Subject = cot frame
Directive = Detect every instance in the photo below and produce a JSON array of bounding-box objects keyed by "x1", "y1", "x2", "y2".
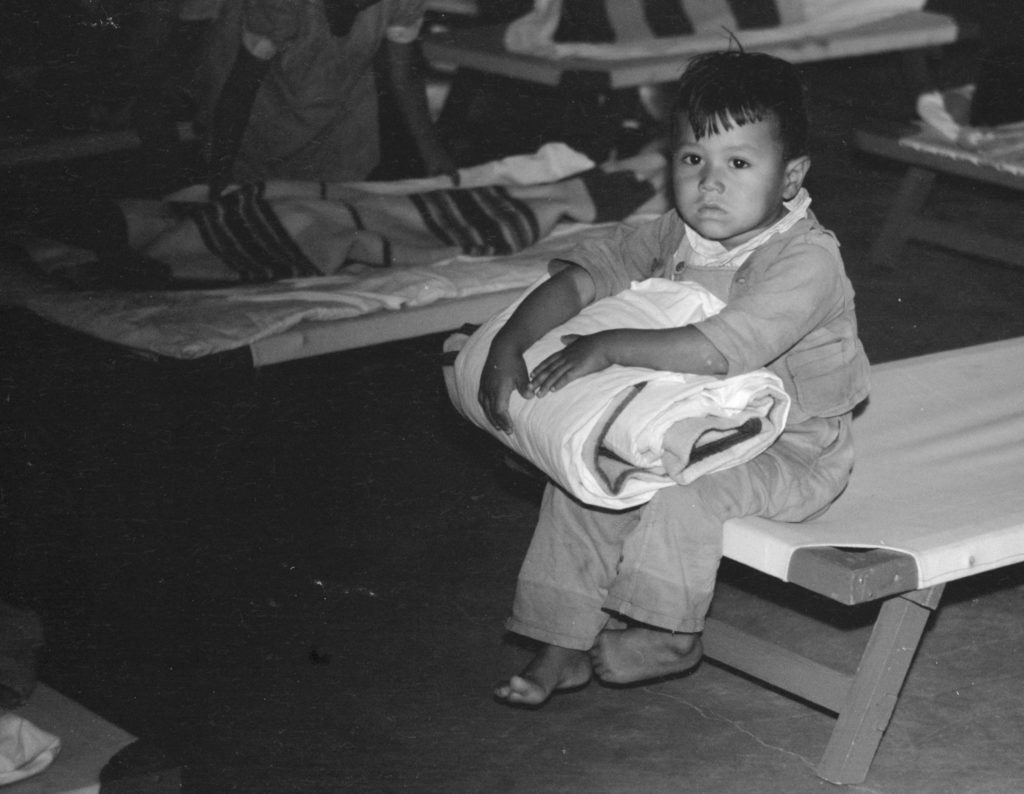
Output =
[
  {"x1": 854, "y1": 124, "x2": 1024, "y2": 270},
  {"x1": 697, "y1": 335, "x2": 1024, "y2": 784},
  {"x1": 247, "y1": 286, "x2": 525, "y2": 366},
  {"x1": 702, "y1": 546, "x2": 932, "y2": 784}
]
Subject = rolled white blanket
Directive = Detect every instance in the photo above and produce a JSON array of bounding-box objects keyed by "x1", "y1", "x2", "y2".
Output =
[{"x1": 445, "y1": 278, "x2": 791, "y2": 509}]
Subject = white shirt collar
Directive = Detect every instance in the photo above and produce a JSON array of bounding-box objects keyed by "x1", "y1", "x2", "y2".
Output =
[{"x1": 679, "y1": 188, "x2": 812, "y2": 270}]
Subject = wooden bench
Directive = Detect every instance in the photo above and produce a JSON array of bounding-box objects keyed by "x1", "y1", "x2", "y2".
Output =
[
  {"x1": 703, "y1": 337, "x2": 1024, "y2": 783},
  {"x1": 854, "y1": 123, "x2": 1024, "y2": 269}
]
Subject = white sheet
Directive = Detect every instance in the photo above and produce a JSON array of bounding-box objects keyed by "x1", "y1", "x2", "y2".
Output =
[
  {"x1": 2, "y1": 220, "x2": 642, "y2": 360},
  {"x1": 447, "y1": 278, "x2": 790, "y2": 509},
  {"x1": 725, "y1": 337, "x2": 1024, "y2": 588}
]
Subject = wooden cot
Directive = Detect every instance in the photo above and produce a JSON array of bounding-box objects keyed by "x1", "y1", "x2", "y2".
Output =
[
  {"x1": 701, "y1": 337, "x2": 1024, "y2": 784},
  {"x1": 854, "y1": 122, "x2": 1024, "y2": 270},
  {"x1": 423, "y1": 8, "x2": 960, "y2": 90},
  {"x1": 422, "y1": 4, "x2": 962, "y2": 160},
  {"x1": 4, "y1": 143, "x2": 648, "y2": 367}
]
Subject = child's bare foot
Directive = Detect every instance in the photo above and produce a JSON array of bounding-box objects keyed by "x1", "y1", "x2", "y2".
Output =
[
  {"x1": 494, "y1": 644, "x2": 592, "y2": 707},
  {"x1": 590, "y1": 627, "x2": 702, "y2": 685}
]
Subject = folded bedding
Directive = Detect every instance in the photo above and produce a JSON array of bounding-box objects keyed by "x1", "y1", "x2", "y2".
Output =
[
  {"x1": 907, "y1": 85, "x2": 1024, "y2": 174},
  {"x1": 445, "y1": 278, "x2": 790, "y2": 509}
]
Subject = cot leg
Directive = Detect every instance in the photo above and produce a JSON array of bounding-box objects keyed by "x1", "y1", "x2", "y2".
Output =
[
  {"x1": 816, "y1": 584, "x2": 944, "y2": 785},
  {"x1": 867, "y1": 166, "x2": 935, "y2": 268}
]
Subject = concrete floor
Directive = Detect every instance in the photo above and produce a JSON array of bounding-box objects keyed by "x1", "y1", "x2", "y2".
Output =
[{"x1": 3, "y1": 45, "x2": 1024, "y2": 793}]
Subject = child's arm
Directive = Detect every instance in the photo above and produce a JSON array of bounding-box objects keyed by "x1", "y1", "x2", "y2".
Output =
[
  {"x1": 478, "y1": 263, "x2": 597, "y2": 433},
  {"x1": 529, "y1": 326, "x2": 728, "y2": 397}
]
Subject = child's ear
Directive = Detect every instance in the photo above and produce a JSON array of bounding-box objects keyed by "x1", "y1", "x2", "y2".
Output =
[{"x1": 782, "y1": 155, "x2": 810, "y2": 200}]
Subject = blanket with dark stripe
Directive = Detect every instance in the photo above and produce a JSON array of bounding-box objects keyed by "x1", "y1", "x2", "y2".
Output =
[
  {"x1": 549, "y1": 0, "x2": 785, "y2": 43},
  {"x1": 28, "y1": 161, "x2": 659, "y2": 289},
  {"x1": 154, "y1": 181, "x2": 548, "y2": 286},
  {"x1": 504, "y1": 0, "x2": 928, "y2": 59}
]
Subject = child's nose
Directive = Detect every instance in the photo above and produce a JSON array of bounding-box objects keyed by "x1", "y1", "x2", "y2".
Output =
[
  {"x1": 699, "y1": 164, "x2": 723, "y2": 191},
  {"x1": 696, "y1": 169, "x2": 720, "y2": 190}
]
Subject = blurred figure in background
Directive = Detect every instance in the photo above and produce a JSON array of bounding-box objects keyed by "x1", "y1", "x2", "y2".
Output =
[{"x1": 199, "y1": 0, "x2": 453, "y2": 193}]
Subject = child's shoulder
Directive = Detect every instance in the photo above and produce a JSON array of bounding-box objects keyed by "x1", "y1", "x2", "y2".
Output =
[{"x1": 759, "y1": 213, "x2": 841, "y2": 262}]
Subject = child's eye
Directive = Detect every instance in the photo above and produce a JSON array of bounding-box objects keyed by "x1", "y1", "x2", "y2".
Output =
[
  {"x1": 679, "y1": 153, "x2": 701, "y2": 166},
  {"x1": 730, "y1": 158, "x2": 750, "y2": 169}
]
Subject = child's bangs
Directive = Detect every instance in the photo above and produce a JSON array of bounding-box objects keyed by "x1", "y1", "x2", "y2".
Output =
[{"x1": 677, "y1": 78, "x2": 768, "y2": 141}]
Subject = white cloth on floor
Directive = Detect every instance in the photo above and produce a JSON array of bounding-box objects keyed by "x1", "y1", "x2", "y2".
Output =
[
  {"x1": 446, "y1": 278, "x2": 790, "y2": 509},
  {"x1": 0, "y1": 712, "x2": 61, "y2": 785}
]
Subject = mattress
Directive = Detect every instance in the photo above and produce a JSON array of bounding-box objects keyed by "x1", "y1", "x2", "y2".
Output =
[{"x1": 724, "y1": 337, "x2": 1024, "y2": 589}]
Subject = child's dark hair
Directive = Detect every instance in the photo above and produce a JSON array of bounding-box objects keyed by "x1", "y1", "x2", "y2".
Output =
[{"x1": 672, "y1": 50, "x2": 809, "y2": 161}]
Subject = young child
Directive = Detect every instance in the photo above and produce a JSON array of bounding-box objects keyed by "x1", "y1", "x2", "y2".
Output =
[{"x1": 477, "y1": 50, "x2": 870, "y2": 706}]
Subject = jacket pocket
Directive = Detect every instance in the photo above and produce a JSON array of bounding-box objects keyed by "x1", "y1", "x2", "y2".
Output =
[{"x1": 785, "y1": 336, "x2": 869, "y2": 417}]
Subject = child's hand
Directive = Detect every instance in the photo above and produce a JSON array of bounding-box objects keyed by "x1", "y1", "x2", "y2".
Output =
[
  {"x1": 530, "y1": 333, "x2": 613, "y2": 396},
  {"x1": 478, "y1": 344, "x2": 533, "y2": 434}
]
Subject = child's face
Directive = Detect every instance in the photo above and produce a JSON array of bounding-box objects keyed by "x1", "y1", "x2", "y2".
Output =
[{"x1": 672, "y1": 114, "x2": 809, "y2": 249}]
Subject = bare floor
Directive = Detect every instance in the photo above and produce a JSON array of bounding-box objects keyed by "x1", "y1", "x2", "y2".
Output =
[{"x1": 3, "y1": 48, "x2": 1024, "y2": 793}]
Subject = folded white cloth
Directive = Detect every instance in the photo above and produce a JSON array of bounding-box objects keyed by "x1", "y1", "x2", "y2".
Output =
[
  {"x1": 0, "y1": 712, "x2": 61, "y2": 785},
  {"x1": 917, "y1": 85, "x2": 1024, "y2": 160},
  {"x1": 446, "y1": 278, "x2": 790, "y2": 509}
]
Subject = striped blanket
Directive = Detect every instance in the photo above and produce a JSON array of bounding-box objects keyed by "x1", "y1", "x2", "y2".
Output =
[
  {"x1": 160, "y1": 180, "x2": 545, "y2": 284},
  {"x1": 27, "y1": 146, "x2": 665, "y2": 289},
  {"x1": 505, "y1": 0, "x2": 929, "y2": 60}
]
